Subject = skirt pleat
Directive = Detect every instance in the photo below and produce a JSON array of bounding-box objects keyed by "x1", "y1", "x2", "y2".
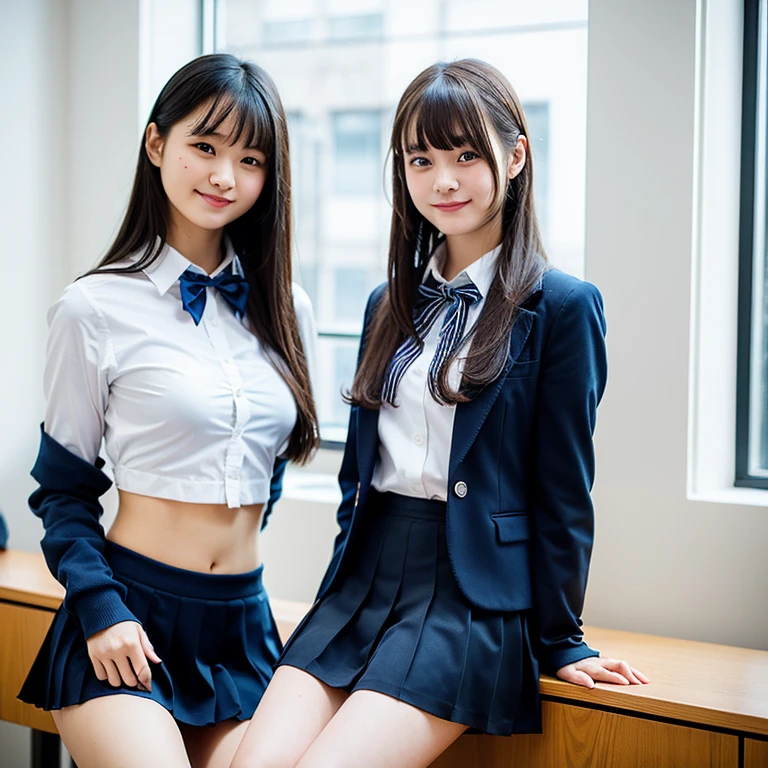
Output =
[
  {"x1": 18, "y1": 542, "x2": 281, "y2": 726},
  {"x1": 279, "y1": 491, "x2": 541, "y2": 736}
]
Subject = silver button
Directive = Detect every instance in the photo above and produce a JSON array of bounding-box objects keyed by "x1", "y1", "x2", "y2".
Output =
[
  {"x1": 453, "y1": 481, "x2": 468, "y2": 498},
  {"x1": 414, "y1": 433, "x2": 424, "y2": 446}
]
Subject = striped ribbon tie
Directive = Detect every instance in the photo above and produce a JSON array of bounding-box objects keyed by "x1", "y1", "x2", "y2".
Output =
[{"x1": 382, "y1": 274, "x2": 482, "y2": 405}]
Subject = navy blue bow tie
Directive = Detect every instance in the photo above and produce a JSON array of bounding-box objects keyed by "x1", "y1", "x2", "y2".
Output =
[
  {"x1": 382, "y1": 273, "x2": 482, "y2": 404},
  {"x1": 178, "y1": 268, "x2": 250, "y2": 326}
]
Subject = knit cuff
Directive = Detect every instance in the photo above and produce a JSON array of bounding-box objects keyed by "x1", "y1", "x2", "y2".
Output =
[{"x1": 72, "y1": 587, "x2": 141, "y2": 640}]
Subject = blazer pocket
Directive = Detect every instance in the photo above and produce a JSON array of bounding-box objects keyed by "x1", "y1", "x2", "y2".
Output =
[
  {"x1": 505, "y1": 359, "x2": 539, "y2": 380},
  {"x1": 491, "y1": 511, "x2": 531, "y2": 543}
]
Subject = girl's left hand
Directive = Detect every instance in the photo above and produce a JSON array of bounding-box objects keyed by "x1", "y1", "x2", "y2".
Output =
[{"x1": 556, "y1": 657, "x2": 651, "y2": 689}]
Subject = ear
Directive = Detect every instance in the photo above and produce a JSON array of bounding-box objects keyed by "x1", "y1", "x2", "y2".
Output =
[
  {"x1": 145, "y1": 123, "x2": 165, "y2": 168},
  {"x1": 507, "y1": 135, "x2": 528, "y2": 180}
]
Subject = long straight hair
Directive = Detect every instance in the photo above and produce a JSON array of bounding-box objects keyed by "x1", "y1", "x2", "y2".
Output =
[
  {"x1": 349, "y1": 59, "x2": 548, "y2": 408},
  {"x1": 90, "y1": 53, "x2": 318, "y2": 462}
]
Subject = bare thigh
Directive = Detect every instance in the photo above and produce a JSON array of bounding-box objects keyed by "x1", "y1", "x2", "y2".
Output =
[
  {"x1": 52, "y1": 695, "x2": 190, "y2": 768},
  {"x1": 180, "y1": 719, "x2": 250, "y2": 768},
  {"x1": 296, "y1": 690, "x2": 468, "y2": 768},
  {"x1": 230, "y1": 666, "x2": 348, "y2": 768}
]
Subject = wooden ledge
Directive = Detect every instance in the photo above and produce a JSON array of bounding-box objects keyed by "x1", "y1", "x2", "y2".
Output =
[
  {"x1": 270, "y1": 603, "x2": 768, "y2": 738},
  {"x1": 0, "y1": 549, "x2": 64, "y2": 610},
  {"x1": 2, "y1": 552, "x2": 767, "y2": 738}
]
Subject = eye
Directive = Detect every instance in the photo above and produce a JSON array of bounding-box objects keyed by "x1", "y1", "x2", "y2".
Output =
[
  {"x1": 409, "y1": 157, "x2": 431, "y2": 168},
  {"x1": 458, "y1": 150, "x2": 480, "y2": 162},
  {"x1": 194, "y1": 142, "x2": 215, "y2": 155},
  {"x1": 241, "y1": 156, "x2": 264, "y2": 167}
]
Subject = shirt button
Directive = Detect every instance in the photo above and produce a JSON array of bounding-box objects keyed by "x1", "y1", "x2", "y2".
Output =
[
  {"x1": 233, "y1": 428, "x2": 242, "y2": 438},
  {"x1": 414, "y1": 433, "x2": 425, "y2": 446},
  {"x1": 235, "y1": 387, "x2": 243, "y2": 397},
  {"x1": 453, "y1": 481, "x2": 468, "y2": 498},
  {"x1": 227, "y1": 470, "x2": 238, "y2": 479},
  {"x1": 210, "y1": 316, "x2": 218, "y2": 327}
]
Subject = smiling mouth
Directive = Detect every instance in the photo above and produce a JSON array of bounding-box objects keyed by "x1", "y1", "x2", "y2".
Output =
[
  {"x1": 432, "y1": 201, "x2": 470, "y2": 212},
  {"x1": 197, "y1": 191, "x2": 234, "y2": 208}
]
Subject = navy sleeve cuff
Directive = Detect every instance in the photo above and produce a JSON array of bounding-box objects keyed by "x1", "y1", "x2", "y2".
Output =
[
  {"x1": 539, "y1": 643, "x2": 600, "y2": 676},
  {"x1": 71, "y1": 587, "x2": 141, "y2": 639}
]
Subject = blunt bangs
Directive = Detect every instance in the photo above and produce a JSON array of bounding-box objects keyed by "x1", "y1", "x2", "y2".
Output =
[
  {"x1": 398, "y1": 73, "x2": 494, "y2": 163},
  {"x1": 189, "y1": 87, "x2": 274, "y2": 157}
]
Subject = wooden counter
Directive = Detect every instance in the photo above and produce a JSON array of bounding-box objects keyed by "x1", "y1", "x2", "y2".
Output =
[{"x1": 2, "y1": 550, "x2": 768, "y2": 768}]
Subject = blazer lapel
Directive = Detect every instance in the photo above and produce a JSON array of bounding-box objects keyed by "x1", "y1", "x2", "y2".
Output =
[{"x1": 449, "y1": 307, "x2": 535, "y2": 476}]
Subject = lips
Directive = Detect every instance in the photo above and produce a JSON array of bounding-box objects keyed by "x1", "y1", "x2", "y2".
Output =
[
  {"x1": 432, "y1": 201, "x2": 469, "y2": 212},
  {"x1": 197, "y1": 191, "x2": 234, "y2": 208}
]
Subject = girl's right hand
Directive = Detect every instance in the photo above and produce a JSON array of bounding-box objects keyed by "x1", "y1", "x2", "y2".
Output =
[{"x1": 85, "y1": 621, "x2": 162, "y2": 692}]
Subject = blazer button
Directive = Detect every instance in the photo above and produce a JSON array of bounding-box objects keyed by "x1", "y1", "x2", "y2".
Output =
[{"x1": 453, "y1": 481, "x2": 468, "y2": 498}]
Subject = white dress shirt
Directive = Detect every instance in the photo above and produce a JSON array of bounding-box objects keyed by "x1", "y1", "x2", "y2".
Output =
[
  {"x1": 44, "y1": 239, "x2": 317, "y2": 509},
  {"x1": 372, "y1": 242, "x2": 501, "y2": 501}
]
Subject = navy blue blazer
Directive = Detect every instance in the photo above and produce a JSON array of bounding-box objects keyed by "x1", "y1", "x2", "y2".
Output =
[{"x1": 316, "y1": 269, "x2": 607, "y2": 674}]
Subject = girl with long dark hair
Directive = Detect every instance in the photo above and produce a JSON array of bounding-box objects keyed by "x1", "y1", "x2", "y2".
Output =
[
  {"x1": 18, "y1": 53, "x2": 318, "y2": 768},
  {"x1": 232, "y1": 58, "x2": 647, "y2": 768}
]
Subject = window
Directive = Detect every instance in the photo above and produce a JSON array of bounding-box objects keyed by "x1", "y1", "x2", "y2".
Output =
[
  {"x1": 332, "y1": 111, "x2": 383, "y2": 195},
  {"x1": 329, "y1": 14, "x2": 384, "y2": 42},
  {"x1": 737, "y1": 0, "x2": 768, "y2": 487},
  {"x1": 213, "y1": 0, "x2": 589, "y2": 443},
  {"x1": 262, "y1": 19, "x2": 313, "y2": 47}
]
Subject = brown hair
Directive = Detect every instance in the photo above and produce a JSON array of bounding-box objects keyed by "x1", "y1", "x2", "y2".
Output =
[
  {"x1": 88, "y1": 54, "x2": 318, "y2": 462},
  {"x1": 349, "y1": 58, "x2": 548, "y2": 408}
]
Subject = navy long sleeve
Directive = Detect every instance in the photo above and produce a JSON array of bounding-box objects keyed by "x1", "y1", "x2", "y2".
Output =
[
  {"x1": 29, "y1": 425, "x2": 140, "y2": 639},
  {"x1": 530, "y1": 282, "x2": 607, "y2": 674}
]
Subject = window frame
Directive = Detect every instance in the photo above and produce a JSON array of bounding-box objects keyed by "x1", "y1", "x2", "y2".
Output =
[{"x1": 736, "y1": 0, "x2": 768, "y2": 487}]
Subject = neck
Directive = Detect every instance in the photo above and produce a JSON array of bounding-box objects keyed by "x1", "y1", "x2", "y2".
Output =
[
  {"x1": 166, "y1": 207, "x2": 224, "y2": 275},
  {"x1": 442, "y1": 219, "x2": 502, "y2": 282}
]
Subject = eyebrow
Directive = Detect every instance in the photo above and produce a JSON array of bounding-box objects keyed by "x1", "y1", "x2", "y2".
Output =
[
  {"x1": 404, "y1": 135, "x2": 472, "y2": 154},
  {"x1": 404, "y1": 141, "x2": 427, "y2": 154},
  {"x1": 188, "y1": 129, "x2": 265, "y2": 152}
]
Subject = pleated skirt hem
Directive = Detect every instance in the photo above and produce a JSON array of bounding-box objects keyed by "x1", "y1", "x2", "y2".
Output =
[
  {"x1": 278, "y1": 491, "x2": 542, "y2": 737},
  {"x1": 19, "y1": 542, "x2": 282, "y2": 726}
]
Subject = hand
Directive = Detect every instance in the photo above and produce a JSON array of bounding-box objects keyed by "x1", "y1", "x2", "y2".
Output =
[
  {"x1": 556, "y1": 657, "x2": 650, "y2": 689},
  {"x1": 86, "y1": 621, "x2": 162, "y2": 692}
]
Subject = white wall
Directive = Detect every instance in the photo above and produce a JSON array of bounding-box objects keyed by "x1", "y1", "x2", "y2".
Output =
[
  {"x1": 1, "y1": 0, "x2": 69, "y2": 762},
  {"x1": 584, "y1": 0, "x2": 768, "y2": 651},
  {"x1": 0, "y1": 0, "x2": 68, "y2": 556}
]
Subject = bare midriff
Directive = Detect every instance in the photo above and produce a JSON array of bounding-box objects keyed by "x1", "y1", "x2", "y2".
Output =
[{"x1": 107, "y1": 490, "x2": 265, "y2": 574}]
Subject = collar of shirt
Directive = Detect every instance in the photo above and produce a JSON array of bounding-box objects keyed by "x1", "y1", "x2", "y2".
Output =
[
  {"x1": 141, "y1": 237, "x2": 240, "y2": 296},
  {"x1": 422, "y1": 241, "x2": 501, "y2": 298}
]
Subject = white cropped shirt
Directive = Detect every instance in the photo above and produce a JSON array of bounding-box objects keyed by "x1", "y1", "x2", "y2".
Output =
[
  {"x1": 372, "y1": 242, "x2": 500, "y2": 501},
  {"x1": 44, "y1": 240, "x2": 317, "y2": 509}
]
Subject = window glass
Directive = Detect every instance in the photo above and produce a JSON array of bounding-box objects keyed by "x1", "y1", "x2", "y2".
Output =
[
  {"x1": 216, "y1": 0, "x2": 588, "y2": 442},
  {"x1": 737, "y1": 0, "x2": 768, "y2": 486}
]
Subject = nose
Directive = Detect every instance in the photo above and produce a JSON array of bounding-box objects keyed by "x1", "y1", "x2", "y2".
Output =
[
  {"x1": 209, "y1": 159, "x2": 235, "y2": 191},
  {"x1": 433, "y1": 164, "x2": 459, "y2": 194}
]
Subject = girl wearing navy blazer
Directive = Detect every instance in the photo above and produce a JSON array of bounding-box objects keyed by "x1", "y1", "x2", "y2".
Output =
[
  {"x1": 18, "y1": 55, "x2": 319, "y2": 768},
  {"x1": 233, "y1": 58, "x2": 648, "y2": 768}
]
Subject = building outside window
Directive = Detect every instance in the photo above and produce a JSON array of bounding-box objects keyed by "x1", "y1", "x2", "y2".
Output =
[{"x1": 216, "y1": 0, "x2": 588, "y2": 442}]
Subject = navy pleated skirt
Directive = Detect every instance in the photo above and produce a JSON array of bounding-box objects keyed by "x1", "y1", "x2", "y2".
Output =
[
  {"x1": 278, "y1": 491, "x2": 541, "y2": 736},
  {"x1": 19, "y1": 542, "x2": 281, "y2": 726}
]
